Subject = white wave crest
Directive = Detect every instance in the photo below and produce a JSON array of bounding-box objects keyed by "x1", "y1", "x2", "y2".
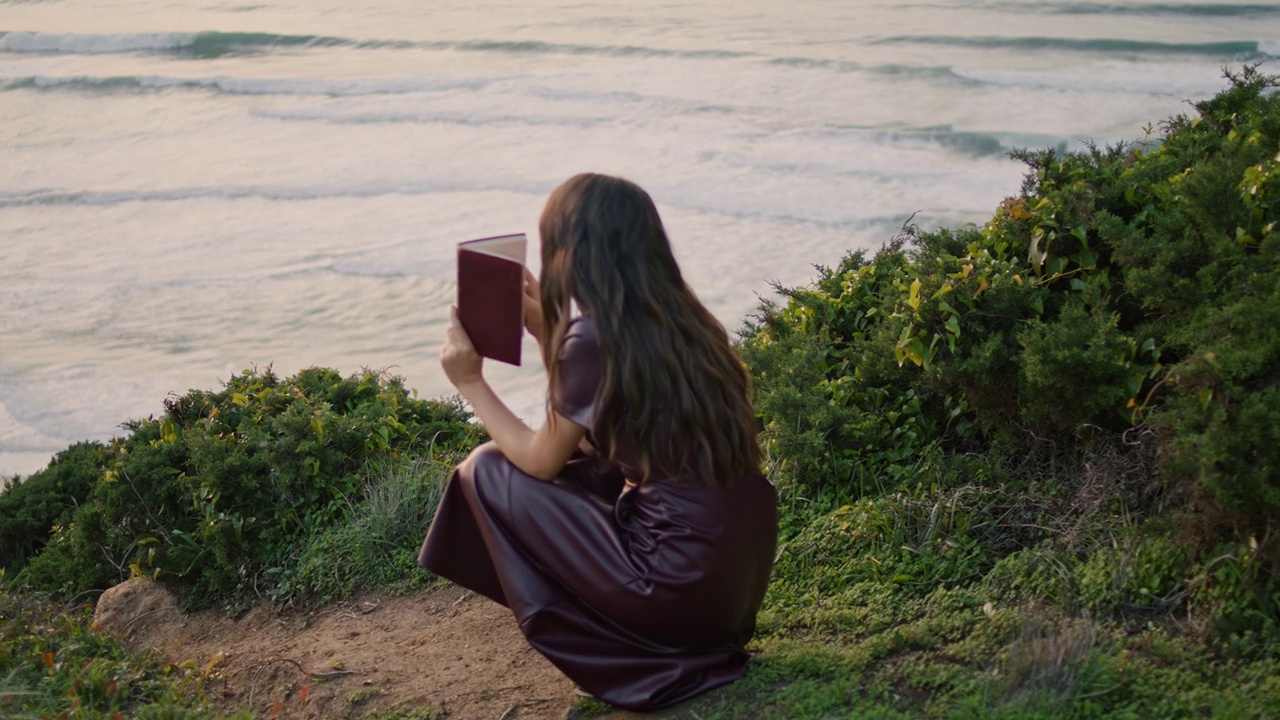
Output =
[
  {"x1": 950, "y1": 63, "x2": 1227, "y2": 96},
  {"x1": 0, "y1": 31, "x2": 198, "y2": 54},
  {"x1": 4, "y1": 73, "x2": 496, "y2": 97}
]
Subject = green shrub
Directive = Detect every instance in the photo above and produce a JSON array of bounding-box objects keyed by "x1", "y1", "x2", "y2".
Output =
[
  {"x1": 1103, "y1": 67, "x2": 1280, "y2": 531},
  {"x1": 14, "y1": 367, "x2": 483, "y2": 612},
  {"x1": 1016, "y1": 303, "x2": 1136, "y2": 431},
  {"x1": 741, "y1": 244, "x2": 965, "y2": 499},
  {"x1": 0, "y1": 441, "x2": 106, "y2": 570},
  {"x1": 742, "y1": 67, "x2": 1280, "y2": 652}
]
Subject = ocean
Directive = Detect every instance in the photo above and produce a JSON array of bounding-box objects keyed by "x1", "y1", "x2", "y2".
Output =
[{"x1": 1, "y1": 0, "x2": 1275, "y2": 479}]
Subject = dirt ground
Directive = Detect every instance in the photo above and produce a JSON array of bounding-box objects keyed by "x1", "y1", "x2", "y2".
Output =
[{"x1": 99, "y1": 579, "x2": 687, "y2": 720}]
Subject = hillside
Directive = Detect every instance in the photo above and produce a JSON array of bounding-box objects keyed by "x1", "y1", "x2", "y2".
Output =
[{"x1": 3, "y1": 69, "x2": 1280, "y2": 719}]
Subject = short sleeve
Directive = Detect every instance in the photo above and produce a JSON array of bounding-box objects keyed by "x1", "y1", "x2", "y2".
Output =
[{"x1": 549, "y1": 317, "x2": 601, "y2": 430}]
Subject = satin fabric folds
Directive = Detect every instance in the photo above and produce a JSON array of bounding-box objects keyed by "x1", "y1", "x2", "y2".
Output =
[{"x1": 417, "y1": 317, "x2": 777, "y2": 710}]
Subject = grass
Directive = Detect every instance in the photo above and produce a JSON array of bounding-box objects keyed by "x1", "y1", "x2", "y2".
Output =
[
  {"x1": 0, "y1": 451, "x2": 460, "y2": 720},
  {"x1": 655, "y1": 440, "x2": 1280, "y2": 719},
  {"x1": 581, "y1": 427, "x2": 1276, "y2": 718},
  {"x1": 670, "y1": 593, "x2": 1280, "y2": 719},
  {"x1": 273, "y1": 451, "x2": 459, "y2": 608},
  {"x1": 7, "y1": 437, "x2": 1280, "y2": 719},
  {"x1": 6, "y1": 435, "x2": 1280, "y2": 719},
  {"x1": 0, "y1": 585, "x2": 251, "y2": 720}
]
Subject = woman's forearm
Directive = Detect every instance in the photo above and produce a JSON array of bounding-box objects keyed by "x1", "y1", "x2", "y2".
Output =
[
  {"x1": 440, "y1": 305, "x2": 581, "y2": 479},
  {"x1": 455, "y1": 377, "x2": 582, "y2": 480},
  {"x1": 456, "y1": 376, "x2": 535, "y2": 455}
]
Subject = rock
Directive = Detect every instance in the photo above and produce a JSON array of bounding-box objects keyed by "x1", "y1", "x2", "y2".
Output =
[{"x1": 93, "y1": 577, "x2": 177, "y2": 634}]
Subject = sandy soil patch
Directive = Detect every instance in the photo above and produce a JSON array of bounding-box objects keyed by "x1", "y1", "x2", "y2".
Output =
[{"x1": 108, "y1": 580, "x2": 675, "y2": 720}]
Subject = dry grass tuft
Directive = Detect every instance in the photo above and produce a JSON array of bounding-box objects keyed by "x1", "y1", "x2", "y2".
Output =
[{"x1": 1000, "y1": 610, "x2": 1097, "y2": 703}]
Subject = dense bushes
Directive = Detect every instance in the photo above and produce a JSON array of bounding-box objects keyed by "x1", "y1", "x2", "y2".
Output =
[
  {"x1": 0, "y1": 441, "x2": 106, "y2": 570},
  {"x1": 742, "y1": 67, "x2": 1280, "y2": 652},
  {"x1": 4, "y1": 366, "x2": 482, "y2": 611}
]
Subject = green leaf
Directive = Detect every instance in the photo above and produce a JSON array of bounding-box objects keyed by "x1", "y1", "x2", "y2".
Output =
[
  {"x1": 1199, "y1": 388, "x2": 1214, "y2": 409},
  {"x1": 1073, "y1": 248, "x2": 1099, "y2": 268},
  {"x1": 906, "y1": 278, "x2": 923, "y2": 311}
]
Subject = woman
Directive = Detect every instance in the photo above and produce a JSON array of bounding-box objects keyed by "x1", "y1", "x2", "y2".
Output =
[{"x1": 418, "y1": 173, "x2": 777, "y2": 711}]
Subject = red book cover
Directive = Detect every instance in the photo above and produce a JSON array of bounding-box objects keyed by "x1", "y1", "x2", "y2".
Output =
[{"x1": 457, "y1": 233, "x2": 526, "y2": 365}]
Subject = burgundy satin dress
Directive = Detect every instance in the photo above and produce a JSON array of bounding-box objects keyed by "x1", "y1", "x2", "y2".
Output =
[{"x1": 418, "y1": 317, "x2": 777, "y2": 711}]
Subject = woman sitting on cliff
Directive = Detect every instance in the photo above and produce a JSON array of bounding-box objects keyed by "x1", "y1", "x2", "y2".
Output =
[{"x1": 418, "y1": 172, "x2": 777, "y2": 711}]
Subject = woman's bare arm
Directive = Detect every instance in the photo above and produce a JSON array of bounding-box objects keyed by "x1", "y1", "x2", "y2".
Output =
[{"x1": 441, "y1": 306, "x2": 586, "y2": 479}]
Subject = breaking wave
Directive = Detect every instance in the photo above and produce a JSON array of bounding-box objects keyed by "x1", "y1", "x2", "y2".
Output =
[
  {"x1": 0, "y1": 30, "x2": 753, "y2": 59},
  {"x1": 871, "y1": 35, "x2": 1276, "y2": 59},
  {"x1": 0, "y1": 73, "x2": 493, "y2": 96}
]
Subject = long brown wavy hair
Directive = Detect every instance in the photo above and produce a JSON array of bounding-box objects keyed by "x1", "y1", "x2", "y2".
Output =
[{"x1": 539, "y1": 173, "x2": 760, "y2": 485}]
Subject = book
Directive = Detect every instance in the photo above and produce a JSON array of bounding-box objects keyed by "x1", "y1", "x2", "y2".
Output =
[{"x1": 456, "y1": 233, "x2": 527, "y2": 365}]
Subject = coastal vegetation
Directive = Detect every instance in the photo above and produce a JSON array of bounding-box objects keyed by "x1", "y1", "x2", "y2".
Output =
[
  {"x1": 0, "y1": 367, "x2": 480, "y2": 612},
  {"x1": 3, "y1": 69, "x2": 1279, "y2": 718}
]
